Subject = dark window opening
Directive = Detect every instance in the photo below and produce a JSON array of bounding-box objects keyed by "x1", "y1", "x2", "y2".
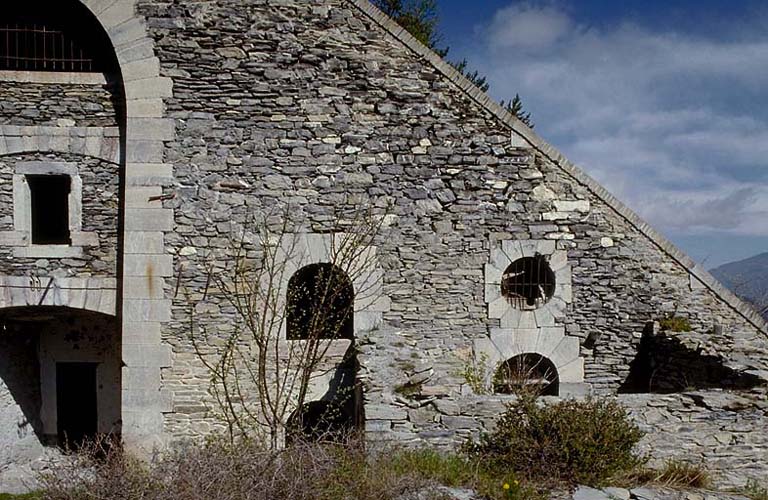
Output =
[
  {"x1": 286, "y1": 398, "x2": 358, "y2": 444},
  {"x1": 28, "y1": 174, "x2": 71, "y2": 245},
  {"x1": 1, "y1": 3, "x2": 118, "y2": 72},
  {"x1": 56, "y1": 362, "x2": 98, "y2": 449},
  {"x1": 494, "y1": 353, "x2": 559, "y2": 396},
  {"x1": 286, "y1": 263, "x2": 354, "y2": 340},
  {"x1": 501, "y1": 255, "x2": 556, "y2": 309}
]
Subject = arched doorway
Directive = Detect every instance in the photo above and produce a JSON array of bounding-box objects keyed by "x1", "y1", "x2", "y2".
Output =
[{"x1": 285, "y1": 263, "x2": 362, "y2": 442}]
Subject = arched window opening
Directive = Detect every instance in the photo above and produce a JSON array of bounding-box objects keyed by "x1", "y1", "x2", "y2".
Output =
[
  {"x1": 493, "y1": 354, "x2": 559, "y2": 396},
  {"x1": 1, "y1": 3, "x2": 118, "y2": 73},
  {"x1": 501, "y1": 255, "x2": 555, "y2": 309},
  {"x1": 286, "y1": 400, "x2": 355, "y2": 444},
  {"x1": 286, "y1": 263, "x2": 354, "y2": 340}
]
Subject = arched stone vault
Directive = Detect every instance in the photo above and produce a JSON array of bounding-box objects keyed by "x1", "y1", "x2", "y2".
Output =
[
  {"x1": 78, "y1": 0, "x2": 177, "y2": 454},
  {"x1": 473, "y1": 328, "x2": 584, "y2": 389}
]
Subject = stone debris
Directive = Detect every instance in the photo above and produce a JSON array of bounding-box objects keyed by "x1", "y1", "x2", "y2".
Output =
[{"x1": 570, "y1": 486, "x2": 751, "y2": 500}]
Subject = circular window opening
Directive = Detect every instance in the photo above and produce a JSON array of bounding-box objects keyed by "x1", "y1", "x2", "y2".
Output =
[
  {"x1": 501, "y1": 255, "x2": 555, "y2": 309},
  {"x1": 493, "y1": 353, "x2": 559, "y2": 396}
]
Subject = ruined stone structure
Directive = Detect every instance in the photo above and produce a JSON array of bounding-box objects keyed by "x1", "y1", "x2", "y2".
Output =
[{"x1": 0, "y1": 0, "x2": 766, "y2": 491}]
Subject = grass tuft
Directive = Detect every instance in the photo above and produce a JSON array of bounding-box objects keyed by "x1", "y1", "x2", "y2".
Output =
[
  {"x1": 653, "y1": 460, "x2": 710, "y2": 489},
  {"x1": 741, "y1": 480, "x2": 768, "y2": 500},
  {"x1": 658, "y1": 316, "x2": 692, "y2": 332}
]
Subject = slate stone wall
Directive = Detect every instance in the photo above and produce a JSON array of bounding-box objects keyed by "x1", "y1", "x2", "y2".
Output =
[
  {"x1": 621, "y1": 390, "x2": 768, "y2": 489},
  {"x1": 0, "y1": 81, "x2": 119, "y2": 128},
  {"x1": 0, "y1": 0, "x2": 762, "y2": 489},
  {"x1": 0, "y1": 152, "x2": 119, "y2": 278},
  {"x1": 127, "y1": 0, "x2": 768, "y2": 483}
]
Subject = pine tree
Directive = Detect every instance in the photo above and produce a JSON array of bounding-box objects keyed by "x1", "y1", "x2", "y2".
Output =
[
  {"x1": 451, "y1": 59, "x2": 489, "y2": 93},
  {"x1": 501, "y1": 94, "x2": 535, "y2": 129},
  {"x1": 372, "y1": 0, "x2": 447, "y2": 56}
]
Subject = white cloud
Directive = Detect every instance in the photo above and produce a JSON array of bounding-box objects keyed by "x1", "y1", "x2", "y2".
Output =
[
  {"x1": 466, "y1": 3, "x2": 768, "y2": 239},
  {"x1": 486, "y1": 4, "x2": 573, "y2": 50}
]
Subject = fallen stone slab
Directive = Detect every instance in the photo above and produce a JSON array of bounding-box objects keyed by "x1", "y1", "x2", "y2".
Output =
[{"x1": 572, "y1": 486, "x2": 615, "y2": 500}]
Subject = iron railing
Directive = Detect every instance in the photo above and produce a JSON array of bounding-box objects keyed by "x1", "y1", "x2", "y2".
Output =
[{"x1": 501, "y1": 255, "x2": 556, "y2": 309}]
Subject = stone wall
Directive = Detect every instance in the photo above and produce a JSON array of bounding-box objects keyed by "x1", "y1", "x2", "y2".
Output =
[
  {"x1": 0, "y1": 152, "x2": 119, "y2": 278},
  {"x1": 621, "y1": 390, "x2": 768, "y2": 489},
  {"x1": 0, "y1": 71, "x2": 121, "y2": 294},
  {"x1": 134, "y1": 0, "x2": 768, "y2": 442},
  {"x1": 0, "y1": 78, "x2": 119, "y2": 128}
]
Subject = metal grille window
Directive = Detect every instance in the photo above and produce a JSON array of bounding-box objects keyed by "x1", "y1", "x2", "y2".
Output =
[
  {"x1": 1, "y1": 5, "x2": 116, "y2": 73},
  {"x1": 501, "y1": 255, "x2": 556, "y2": 309},
  {"x1": 1, "y1": 23, "x2": 95, "y2": 72}
]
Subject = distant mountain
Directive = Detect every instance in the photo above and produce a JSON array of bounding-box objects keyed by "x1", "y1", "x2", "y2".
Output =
[{"x1": 710, "y1": 252, "x2": 768, "y2": 320}]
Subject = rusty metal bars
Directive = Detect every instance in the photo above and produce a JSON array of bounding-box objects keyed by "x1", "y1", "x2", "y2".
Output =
[
  {"x1": 501, "y1": 256, "x2": 556, "y2": 309},
  {"x1": 0, "y1": 23, "x2": 94, "y2": 72}
]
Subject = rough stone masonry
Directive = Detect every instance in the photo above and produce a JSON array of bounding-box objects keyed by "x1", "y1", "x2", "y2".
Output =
[{"x1": 0, "y1": 0, "x2": 765, "y2": 491}]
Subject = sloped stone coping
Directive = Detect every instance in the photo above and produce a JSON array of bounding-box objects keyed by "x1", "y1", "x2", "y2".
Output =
[{"x1": 347, "y1": 0, "x2": 768, "y2": 337}]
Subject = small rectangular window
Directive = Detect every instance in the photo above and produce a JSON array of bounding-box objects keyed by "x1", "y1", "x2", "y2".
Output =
[{"x1": 27, "y1": 175, "x2": 71, "y2": 245}]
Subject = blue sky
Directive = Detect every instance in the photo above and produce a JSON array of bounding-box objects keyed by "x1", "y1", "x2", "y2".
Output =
[{"x1": 432, "y1": 0, "x2": 768, "y2": 268}]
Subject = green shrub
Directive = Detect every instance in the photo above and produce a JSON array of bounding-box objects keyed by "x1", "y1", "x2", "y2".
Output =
[
  {"x1": 455, "y1": 352, "x2": 491, "y2": 395},
  {"x1": 658, "y1": 316, "x2": 692, "y2": 332},
  {"x1": 464, "y1": 395, "x2": 646, "y2": 487}
]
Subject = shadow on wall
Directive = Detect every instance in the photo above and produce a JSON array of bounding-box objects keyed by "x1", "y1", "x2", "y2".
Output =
[
  {"x1": 286, "y1": 344, "x2": 363, "y2": 444},
  {"x1": 0, "y1": 322, "x2": 44, "y2": 442},
  {"x1": 619, "y1": 323, "x2": 765, "y2": 394}
]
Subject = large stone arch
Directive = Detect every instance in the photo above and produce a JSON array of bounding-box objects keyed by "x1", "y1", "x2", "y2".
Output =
[
  {"x1": 0, "y1": 305, "x2": 121, "y2": 478},
  {"x1": 77, "y1": 0, "x2": 176, "y2": 454}
]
